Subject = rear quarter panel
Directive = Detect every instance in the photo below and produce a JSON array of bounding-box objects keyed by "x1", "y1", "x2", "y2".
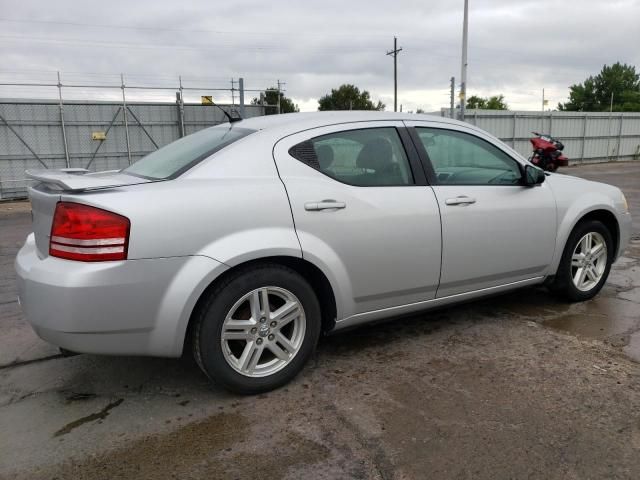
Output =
[{"x1": 60, "y1": 136, "x2": 302, "y2": 264}]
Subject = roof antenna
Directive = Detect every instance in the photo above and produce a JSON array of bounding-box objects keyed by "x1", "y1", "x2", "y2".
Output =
[{"x1": 210, "y1": 100, "x2": 242, "y2": 123}]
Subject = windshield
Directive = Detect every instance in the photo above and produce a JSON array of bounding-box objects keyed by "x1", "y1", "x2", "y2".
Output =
[{"x1": 124, "y1": 125, "x2": 255, "y2": 180}]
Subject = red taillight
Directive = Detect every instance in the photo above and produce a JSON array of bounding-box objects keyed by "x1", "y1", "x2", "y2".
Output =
[{"x1": 49, "y1": 202, "x2": 130, "y2": 262}]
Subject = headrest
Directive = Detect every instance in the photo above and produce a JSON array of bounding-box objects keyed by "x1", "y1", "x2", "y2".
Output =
[
  {"x1": 356, "y1": 138, "x2": 392, "y2": 171},
  {"x1": 316, "y1": 145, "x2": 334, "y2": 170}
]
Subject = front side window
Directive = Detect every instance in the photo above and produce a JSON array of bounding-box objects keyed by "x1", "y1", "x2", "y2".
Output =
[
  {"x1": 415, "y1": 128, "x2": 522, "y2": 185},
  {"x1": 125, "y1": 125, "x2": 255, "y2": 180},
  {"x1": 289, "y1": 127, "x2": 414, "y2": 186}
]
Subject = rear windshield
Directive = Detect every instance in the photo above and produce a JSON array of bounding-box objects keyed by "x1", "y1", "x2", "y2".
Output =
[{"x1": 124, "y1": 124, "x2": 255, "y2": 179}]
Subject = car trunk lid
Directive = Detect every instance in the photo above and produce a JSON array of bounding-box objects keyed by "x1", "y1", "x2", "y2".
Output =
[{"x1": 26, "y1": 169, "x2": 155, "y2": 258}]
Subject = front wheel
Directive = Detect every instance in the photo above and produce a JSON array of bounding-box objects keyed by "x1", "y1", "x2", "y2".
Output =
[
  {"x1": 192, "y1": 264, "x2": 321, "y2": 394},
  {"x1": 549, "y1": 220, "x2": 613, "y2": 301}
]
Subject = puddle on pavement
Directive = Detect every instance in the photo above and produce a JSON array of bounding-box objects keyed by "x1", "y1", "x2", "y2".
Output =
[
  {"x1": 544, "y1": 295, "x2": 640, "y2": 360},
  {"x1": 541, "y1": 237, "x2": 640, "y2": 363}
]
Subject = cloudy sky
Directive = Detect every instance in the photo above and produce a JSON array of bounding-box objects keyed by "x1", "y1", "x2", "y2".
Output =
[{"x1": 0, "y1": 0, "x2": 639, "y2": 111}]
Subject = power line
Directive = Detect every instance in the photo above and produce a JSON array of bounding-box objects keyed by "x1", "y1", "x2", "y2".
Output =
[
  {"x1": 0, "y1": 17, "x2": 400, "y2": 39},
  {"x1": 0, "y1": 33, "x2": 393, "y2": 53}
]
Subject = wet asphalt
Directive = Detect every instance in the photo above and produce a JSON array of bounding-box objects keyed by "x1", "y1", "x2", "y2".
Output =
[{"x1": 1, "y1": 162, "x2": 639, "y2": 480}]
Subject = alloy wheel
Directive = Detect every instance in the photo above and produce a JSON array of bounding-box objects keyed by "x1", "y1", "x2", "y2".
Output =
[
  {"x1": 571, "y1": 231, "x2": 608, "y2": 292},
  {"x1": 220, "y1": 286, "x2": 306, "y2": 377}
]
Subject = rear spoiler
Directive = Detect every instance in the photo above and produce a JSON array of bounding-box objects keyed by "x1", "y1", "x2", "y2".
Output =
[{"x1": 25, "y1": 169, "x2": 155, "y2": 192}]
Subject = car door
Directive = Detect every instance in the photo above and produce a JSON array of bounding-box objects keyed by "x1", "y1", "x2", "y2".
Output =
[
  {"x1": 273, "y1": 122, "x2": 442, "y2": 321},
  {"x1": 405, "y1": 120, "x2": 557, "y2": 298}
]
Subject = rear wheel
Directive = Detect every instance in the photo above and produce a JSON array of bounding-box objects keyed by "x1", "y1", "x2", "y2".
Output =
[
  {"x1": 549, "y1": 220, "x2": 613, "y2": 301},
  {"x1": 192, "y1": 264, "x2": 321, "y2": 394}
]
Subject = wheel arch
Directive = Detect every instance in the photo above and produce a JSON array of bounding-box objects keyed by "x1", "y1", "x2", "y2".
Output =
[
  {"x1": 550, "y1": 207, "x2": 621, "y2": 277},
  {"x1": 181, "y1": 256, "x2": 338, "y2": 356},
  {"x1": 574, "y1": 209, "x2": 620, "y2": 259}
]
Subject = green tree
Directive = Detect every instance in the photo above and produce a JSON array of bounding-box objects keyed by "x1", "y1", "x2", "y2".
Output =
[
  {"x1": 558, "y1": 63, "x2": 640, "y2": 111},
  {"x1": 251, "y1": 87, "x2": 299, "y2": 115},
  {"x1": 466, "y1": 95, "x2": 487, "y2": 109},
  {"x1": 466, "y1": 94, "x2": 508, "y2": 110},
  {"x1": 318, "y1": 84, "x2": 385, "y2": 111}
]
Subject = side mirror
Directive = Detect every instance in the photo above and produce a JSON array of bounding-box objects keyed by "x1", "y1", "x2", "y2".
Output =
[{"x1": 524, "y1": 165, "x2": 545, "y2": 186}]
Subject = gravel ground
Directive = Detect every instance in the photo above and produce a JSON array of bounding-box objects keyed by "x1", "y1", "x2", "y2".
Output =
[{"x1": 1, "y1": 162, "x2": 639, "y2": 480}]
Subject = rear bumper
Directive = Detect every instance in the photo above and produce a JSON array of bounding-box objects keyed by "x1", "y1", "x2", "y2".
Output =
[{"x1": 15, "y1": 233, "x2": 228, "y2": 357}]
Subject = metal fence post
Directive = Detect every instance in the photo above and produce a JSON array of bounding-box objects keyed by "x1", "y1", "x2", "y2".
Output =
[
  {"x1": 121, "y1": 73, "x2": 132, "y2": 165},
  {"x1": 238, "y1": 77, "x2": 246, "y2": 118},
  {"x1": 57, "y1": 72, "x2": 70, "y2": 168},
  {"x1": 616, "y1": 113, "x2": 623, "y2": 161},
  {"x1": 512, "y1": 111, "x2": 517, "y2": 148},
  {"x1": 178, "y1": 76, "x2": 186, "y2": 137},
  {"x1": 549, "y1": 110, "x2": 553, "y2": 136},
  {"x1": 606, "y1": 108, "x2": 613, "y2": 162},
  {"x1": 581, "y1": 115, "x2": 587, "y2": 162}
]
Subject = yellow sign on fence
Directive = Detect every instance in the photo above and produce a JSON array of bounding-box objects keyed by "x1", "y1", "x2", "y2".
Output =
[
  {"x1": 201, "y1": 96, "x2": 213, "y2": 105},
  {"x1": 91, "y1": 131, "x2": 106, "y2": 141}
]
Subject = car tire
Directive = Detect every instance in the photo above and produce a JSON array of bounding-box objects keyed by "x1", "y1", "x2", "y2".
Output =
[
  {"x1": 549, "y1": 220, "x2": 613, "y2": 302},
  {"x1": 192, "y1": 264, "x2": 321, "y2": 394}
]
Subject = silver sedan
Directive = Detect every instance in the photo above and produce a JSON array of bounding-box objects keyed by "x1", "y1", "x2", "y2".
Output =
[{"x1": 15, "y1": 112, "x2": 632, "y2": 393}]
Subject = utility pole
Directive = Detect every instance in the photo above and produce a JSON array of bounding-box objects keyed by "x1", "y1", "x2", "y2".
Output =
[
  {"x1": 459, "y1": 0, "x2": 469, "y2": 121},
  {"x1": 238, "y1": 77, "x2": 245, "y2": 118},
  {"x1": 450, "y1": 76, "x2": 455, "y2": 118},
  {"x1": 386, "y1": 36, "x2": 402, "y2": 112}
]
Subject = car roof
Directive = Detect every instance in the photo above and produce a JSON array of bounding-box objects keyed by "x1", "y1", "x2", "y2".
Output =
[
  {"x1": 233, "y1": 111, "x2": 468, "y2": 133},
  {"x1": 223, "y1": 110, "x2": 529, "y2": 166}
]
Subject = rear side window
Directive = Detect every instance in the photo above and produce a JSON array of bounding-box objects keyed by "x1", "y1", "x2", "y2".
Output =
[
  {"x1": 289, "y1": 127, "x2": 414, "y2": 186},
  {"x1": 124, "y1": 125, "x2": 255, "y2": 180}
]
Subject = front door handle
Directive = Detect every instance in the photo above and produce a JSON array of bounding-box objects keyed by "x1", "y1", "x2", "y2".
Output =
[
  {"x1": 445, "y1": 196, "x2": 476, "y2": 206},
  {"x1": 304, "y1": 200, "x2": 347, "y2": 211}
]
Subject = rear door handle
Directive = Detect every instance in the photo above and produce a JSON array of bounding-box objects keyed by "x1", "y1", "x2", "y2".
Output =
[
  {"x1": 304, "y1": 200, "x2": 346, "y2": 211},
  {"x1": 445, "y1": 196, "x2": 476, "y2": 206}
]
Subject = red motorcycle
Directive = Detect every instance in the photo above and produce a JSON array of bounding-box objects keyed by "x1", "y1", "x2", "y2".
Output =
[{"x1": 529, "y1": 132, "x2": 569, "y2": 172}]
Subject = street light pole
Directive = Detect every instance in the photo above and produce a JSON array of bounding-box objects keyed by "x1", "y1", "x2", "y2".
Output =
[
  {"x1": 450, "y1": 76, "x2": 455, "y2": 118},
  {"x1": 459, "y1": 0, "x2": 469, "y2": 121}
]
